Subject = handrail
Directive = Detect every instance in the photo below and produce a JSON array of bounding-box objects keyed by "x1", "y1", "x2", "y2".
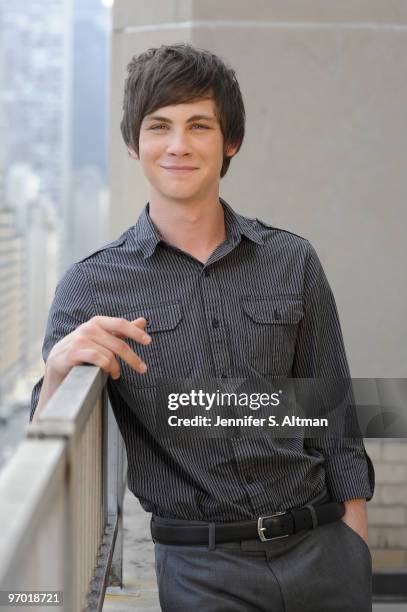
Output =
[{"x1": 0, "y1": 365, "x2": 126, "y2": 612}]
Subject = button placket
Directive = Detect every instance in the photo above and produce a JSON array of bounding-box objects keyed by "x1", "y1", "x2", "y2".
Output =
[{"x1": 201, "y1": 272, "x2": 231, "y2": 378}]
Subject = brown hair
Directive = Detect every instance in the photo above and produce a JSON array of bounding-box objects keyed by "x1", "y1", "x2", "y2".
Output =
[{"x1": 120, "y1": 43, "x2": 245, "y2": 178}]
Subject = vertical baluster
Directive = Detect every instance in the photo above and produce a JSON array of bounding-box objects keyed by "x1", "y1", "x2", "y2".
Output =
[
  {"x1": 81, "y1": 427, "x2": 86, "y2": 605},
  {"x1": 90, "y1": 405, "x2": 95, "y2": 578},
  {"x1": 76, "y1": 439, "x2": 81, "y2": 612},
  {"x1": 85, "y1": 416, "x2": 90, "y2": 596},
  {"x1": 97, "y1": 399, "x2": 102, "y2": 543}
]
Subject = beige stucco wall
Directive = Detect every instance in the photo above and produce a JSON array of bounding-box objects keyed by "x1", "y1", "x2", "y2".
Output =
[{"x1": 109, "y1": 0, "x2": 407, "y2": 378}]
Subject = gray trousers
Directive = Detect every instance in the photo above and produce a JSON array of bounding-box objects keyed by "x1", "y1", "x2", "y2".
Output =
[{"x1": 154, "y1": 488, "x2": 372, "y2": 612}]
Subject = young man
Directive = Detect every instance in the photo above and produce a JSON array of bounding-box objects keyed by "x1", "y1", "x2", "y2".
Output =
[{"x1": 30, "y1": 44, "x2": 375, "y2": 611}]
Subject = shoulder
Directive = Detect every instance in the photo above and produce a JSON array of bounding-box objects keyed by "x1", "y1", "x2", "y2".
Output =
[
  {"x1": 254, "y1": 217, "x2": 329, "y2": 293},
  {"x1": 77, "y1": 228, "x2": 132, "y2": 264},
  {"x1": 254, "y1": 216, "x2": 314, "y2": 256},
  {"x1": 54, "y1": 227, "x2": 134, "y2": 293}
]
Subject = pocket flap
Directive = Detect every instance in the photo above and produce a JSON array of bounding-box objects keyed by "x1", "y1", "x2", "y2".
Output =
[
  {"x1": 242, "y1": 297, "x2": 303, "y2": 324},
  {"x1": 123, "y1": 302, "x2": 182, "y2": 332}
]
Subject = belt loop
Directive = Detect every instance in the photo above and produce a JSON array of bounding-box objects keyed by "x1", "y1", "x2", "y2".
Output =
[
  {"x1": 305, "y1": 504, "x2": 318, "y2": 529},
  {"x1": 208, "y1": 522, "x2": 216, "y2": 551}
]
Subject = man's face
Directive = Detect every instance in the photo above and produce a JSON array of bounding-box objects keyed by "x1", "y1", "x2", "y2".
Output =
[{"x1": 130, "y1": 98, "x2": 237, "y2": 204}]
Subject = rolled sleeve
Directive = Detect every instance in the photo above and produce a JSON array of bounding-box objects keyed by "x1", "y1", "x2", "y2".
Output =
[
  {"x1": 292, "y1": 242, "x2": 375, "y2": 502},
  {"x1": 29, "y1": 264, "x2": 95, "y2": 422}
]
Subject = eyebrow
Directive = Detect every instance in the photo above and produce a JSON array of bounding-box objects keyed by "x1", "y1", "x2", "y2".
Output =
[{"x1": 144, "y1": 114, "x2": 217, "y2": 123}]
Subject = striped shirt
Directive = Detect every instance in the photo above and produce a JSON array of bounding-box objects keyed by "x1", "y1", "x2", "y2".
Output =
[{"x1": 30, "y1": 199, "x2": 374, "y2": 521}]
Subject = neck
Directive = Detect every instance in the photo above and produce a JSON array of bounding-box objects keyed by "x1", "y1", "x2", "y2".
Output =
[{"x1": 148, "y1": 191, "x2": 227, "y2": 263}]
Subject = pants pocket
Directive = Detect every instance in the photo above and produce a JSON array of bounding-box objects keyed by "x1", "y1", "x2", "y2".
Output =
[
  {"x1": 337, "y1": 519, "x2": 372, "y2": 562},
  {"x1": 154, "y1": 543, "x2": 169, "y2": 586}
]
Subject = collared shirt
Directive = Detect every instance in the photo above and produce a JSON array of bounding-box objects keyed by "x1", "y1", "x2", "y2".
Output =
[{"x1": 30, "y1": 199, "x2": 374, "y2": 521}]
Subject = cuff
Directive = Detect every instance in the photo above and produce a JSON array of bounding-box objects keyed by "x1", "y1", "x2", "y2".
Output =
[{"x1": 324, "y1": 446, "x2": 375, "y2": 503}]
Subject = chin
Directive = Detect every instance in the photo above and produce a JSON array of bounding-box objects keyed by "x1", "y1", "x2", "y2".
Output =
[
  {"x1": 156, "y1": 185, "x2": 202, "y2": 202},
  {"x1": 163, "y1": 192, "x2": 200, "y2": 203}
]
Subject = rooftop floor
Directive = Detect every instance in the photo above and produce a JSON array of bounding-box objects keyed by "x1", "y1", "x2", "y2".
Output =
[{"x1": 103, "y1": 489, "x2": 160, "y2": 611}]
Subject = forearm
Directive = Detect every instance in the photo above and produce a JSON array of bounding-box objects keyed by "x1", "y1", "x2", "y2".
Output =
[{"x1": 341, "y1": 498, "x2": 369, "y2": 545}]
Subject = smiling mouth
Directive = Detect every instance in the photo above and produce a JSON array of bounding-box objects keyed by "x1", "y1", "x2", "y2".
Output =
[{"x1": 160, "y1": 166, "x2": 199, "y2": 173}]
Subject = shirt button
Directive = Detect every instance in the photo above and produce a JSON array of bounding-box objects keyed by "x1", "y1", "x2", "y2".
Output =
[
  {"x1": 212, "y1": 318, "x2": 219, "y2": 328},
  {"x1": 221, "y1": 373, "x2": 228, "y2": 378},
  {"x1": 246, "y1": 473, "x2": 254, "y2": 484},
  {"x1": 203, "y1": 268, "x2": 210, "y2": 277}
]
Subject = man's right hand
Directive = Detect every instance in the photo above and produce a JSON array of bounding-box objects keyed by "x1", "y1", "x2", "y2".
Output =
[
  {"x1": 46, "y1": 315, "x2": 152, "y2": 382},
  {"x1": 31, "y1": 316, "x2": 152, "y2": 423}
]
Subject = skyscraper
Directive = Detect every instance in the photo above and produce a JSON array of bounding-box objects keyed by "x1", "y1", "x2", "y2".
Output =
[
  {"x1": 65, "y1": 0, "x2": 110, "y2": 265},
  {"x1": 1, "y1": 0, "x2": 71, "y2": 217},
  {"x1": 0, "y1": 0, "x2": 111, "y2": 411},
  {"x1": 0, "y1": 208, "x2": 25, "y2": 402},
  {"x1": 0, "y1": 0, "x2": 71, "y2": 404}
]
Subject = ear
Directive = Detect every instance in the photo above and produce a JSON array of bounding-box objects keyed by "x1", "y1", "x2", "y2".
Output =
[
  {"x1": 127, "y1": 146, "x2": 139, "y2": 160},
  {"x1": 225, "y1": 143, "x2": 239, "y2": 158}
]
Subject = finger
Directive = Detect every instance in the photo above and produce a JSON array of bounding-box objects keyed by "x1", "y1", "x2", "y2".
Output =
[
  {"x1": 69, "y1": 340, "x2": 122, "y2": 379},
  {"x1": 89, "y1": 316, "x2": 152, "y2": 345},
  {"x1": 111, "y1": 318, "x2": 147, "y2": 338},
  {"x1": 82, "y1": 325, "x2": 149, "y2": 374},
  {"x1": 131, "y1": 317, "x2": 148, "y2": 329}
]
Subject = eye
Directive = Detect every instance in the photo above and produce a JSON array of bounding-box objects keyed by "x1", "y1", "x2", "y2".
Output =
[
  {"x1": 191, "y1": 123, "x2": 210, "y2": 130},
  {"x1": 149, "y1": 123, "x2": 169, "y2": 131}
]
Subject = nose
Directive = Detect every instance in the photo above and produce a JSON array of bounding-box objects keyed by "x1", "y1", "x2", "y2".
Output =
[{"x1": 166, "y1": 129, "x2": 193, "y2": 156}]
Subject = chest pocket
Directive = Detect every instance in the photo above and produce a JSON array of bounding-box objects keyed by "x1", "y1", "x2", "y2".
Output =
[
  {"x1": 120, "y1": 302, "x2": 193, "y2": 388},
  {"x1": 241, "y1": 297, "x2": 304, "y2": 375}
]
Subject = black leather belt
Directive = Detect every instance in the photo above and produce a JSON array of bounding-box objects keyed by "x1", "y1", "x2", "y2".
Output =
[{"x1": 151, "y1": 501, "x2": 345, "y2": 545}]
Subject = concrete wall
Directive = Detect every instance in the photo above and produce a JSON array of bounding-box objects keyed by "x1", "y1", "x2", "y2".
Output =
[
  {"x1": 110, "y1": 0, "x2": 407, "y2": 378},
  {"x1": 110, "y1": 0, "x2": 407, "y2": 569}
]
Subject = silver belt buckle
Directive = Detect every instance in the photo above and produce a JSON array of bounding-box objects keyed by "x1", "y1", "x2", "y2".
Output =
[{"x1": 257, "y1": 511, "x2": 290, "y2": 542}]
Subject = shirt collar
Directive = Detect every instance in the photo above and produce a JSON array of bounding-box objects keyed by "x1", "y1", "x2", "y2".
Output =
[
  {"x1": 133, "y1": 203, "x2": 162, "y2": 258},
  {"x1": 134, "y1": 198, "x2": 264, "y2": 259},
  {"x1": 220, "y1": 198, "x2": 264, "y2": 246}
]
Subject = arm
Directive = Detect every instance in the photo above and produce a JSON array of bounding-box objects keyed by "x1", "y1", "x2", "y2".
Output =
[
  {"x1": 342, "y1": 498, "x2": 369, "y2": 546},
  {"x1": 292, "y1": 242, "x2": 374, "y2": 540},
  {"x1": 30, "y1": 263, "x2": 94, "y2": 422},
  {"x1": 30, "y1": 263, "x2": 150, "y2": 423}
]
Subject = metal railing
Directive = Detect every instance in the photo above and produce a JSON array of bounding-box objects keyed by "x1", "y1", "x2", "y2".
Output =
[{"x1": 0, "y1": 365, "x2": 126, "y2": 611}]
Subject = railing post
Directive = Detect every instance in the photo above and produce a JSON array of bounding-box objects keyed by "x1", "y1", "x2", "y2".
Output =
[{"x1": 103, "y1": 388, "x2": 127, "y2": 588}]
